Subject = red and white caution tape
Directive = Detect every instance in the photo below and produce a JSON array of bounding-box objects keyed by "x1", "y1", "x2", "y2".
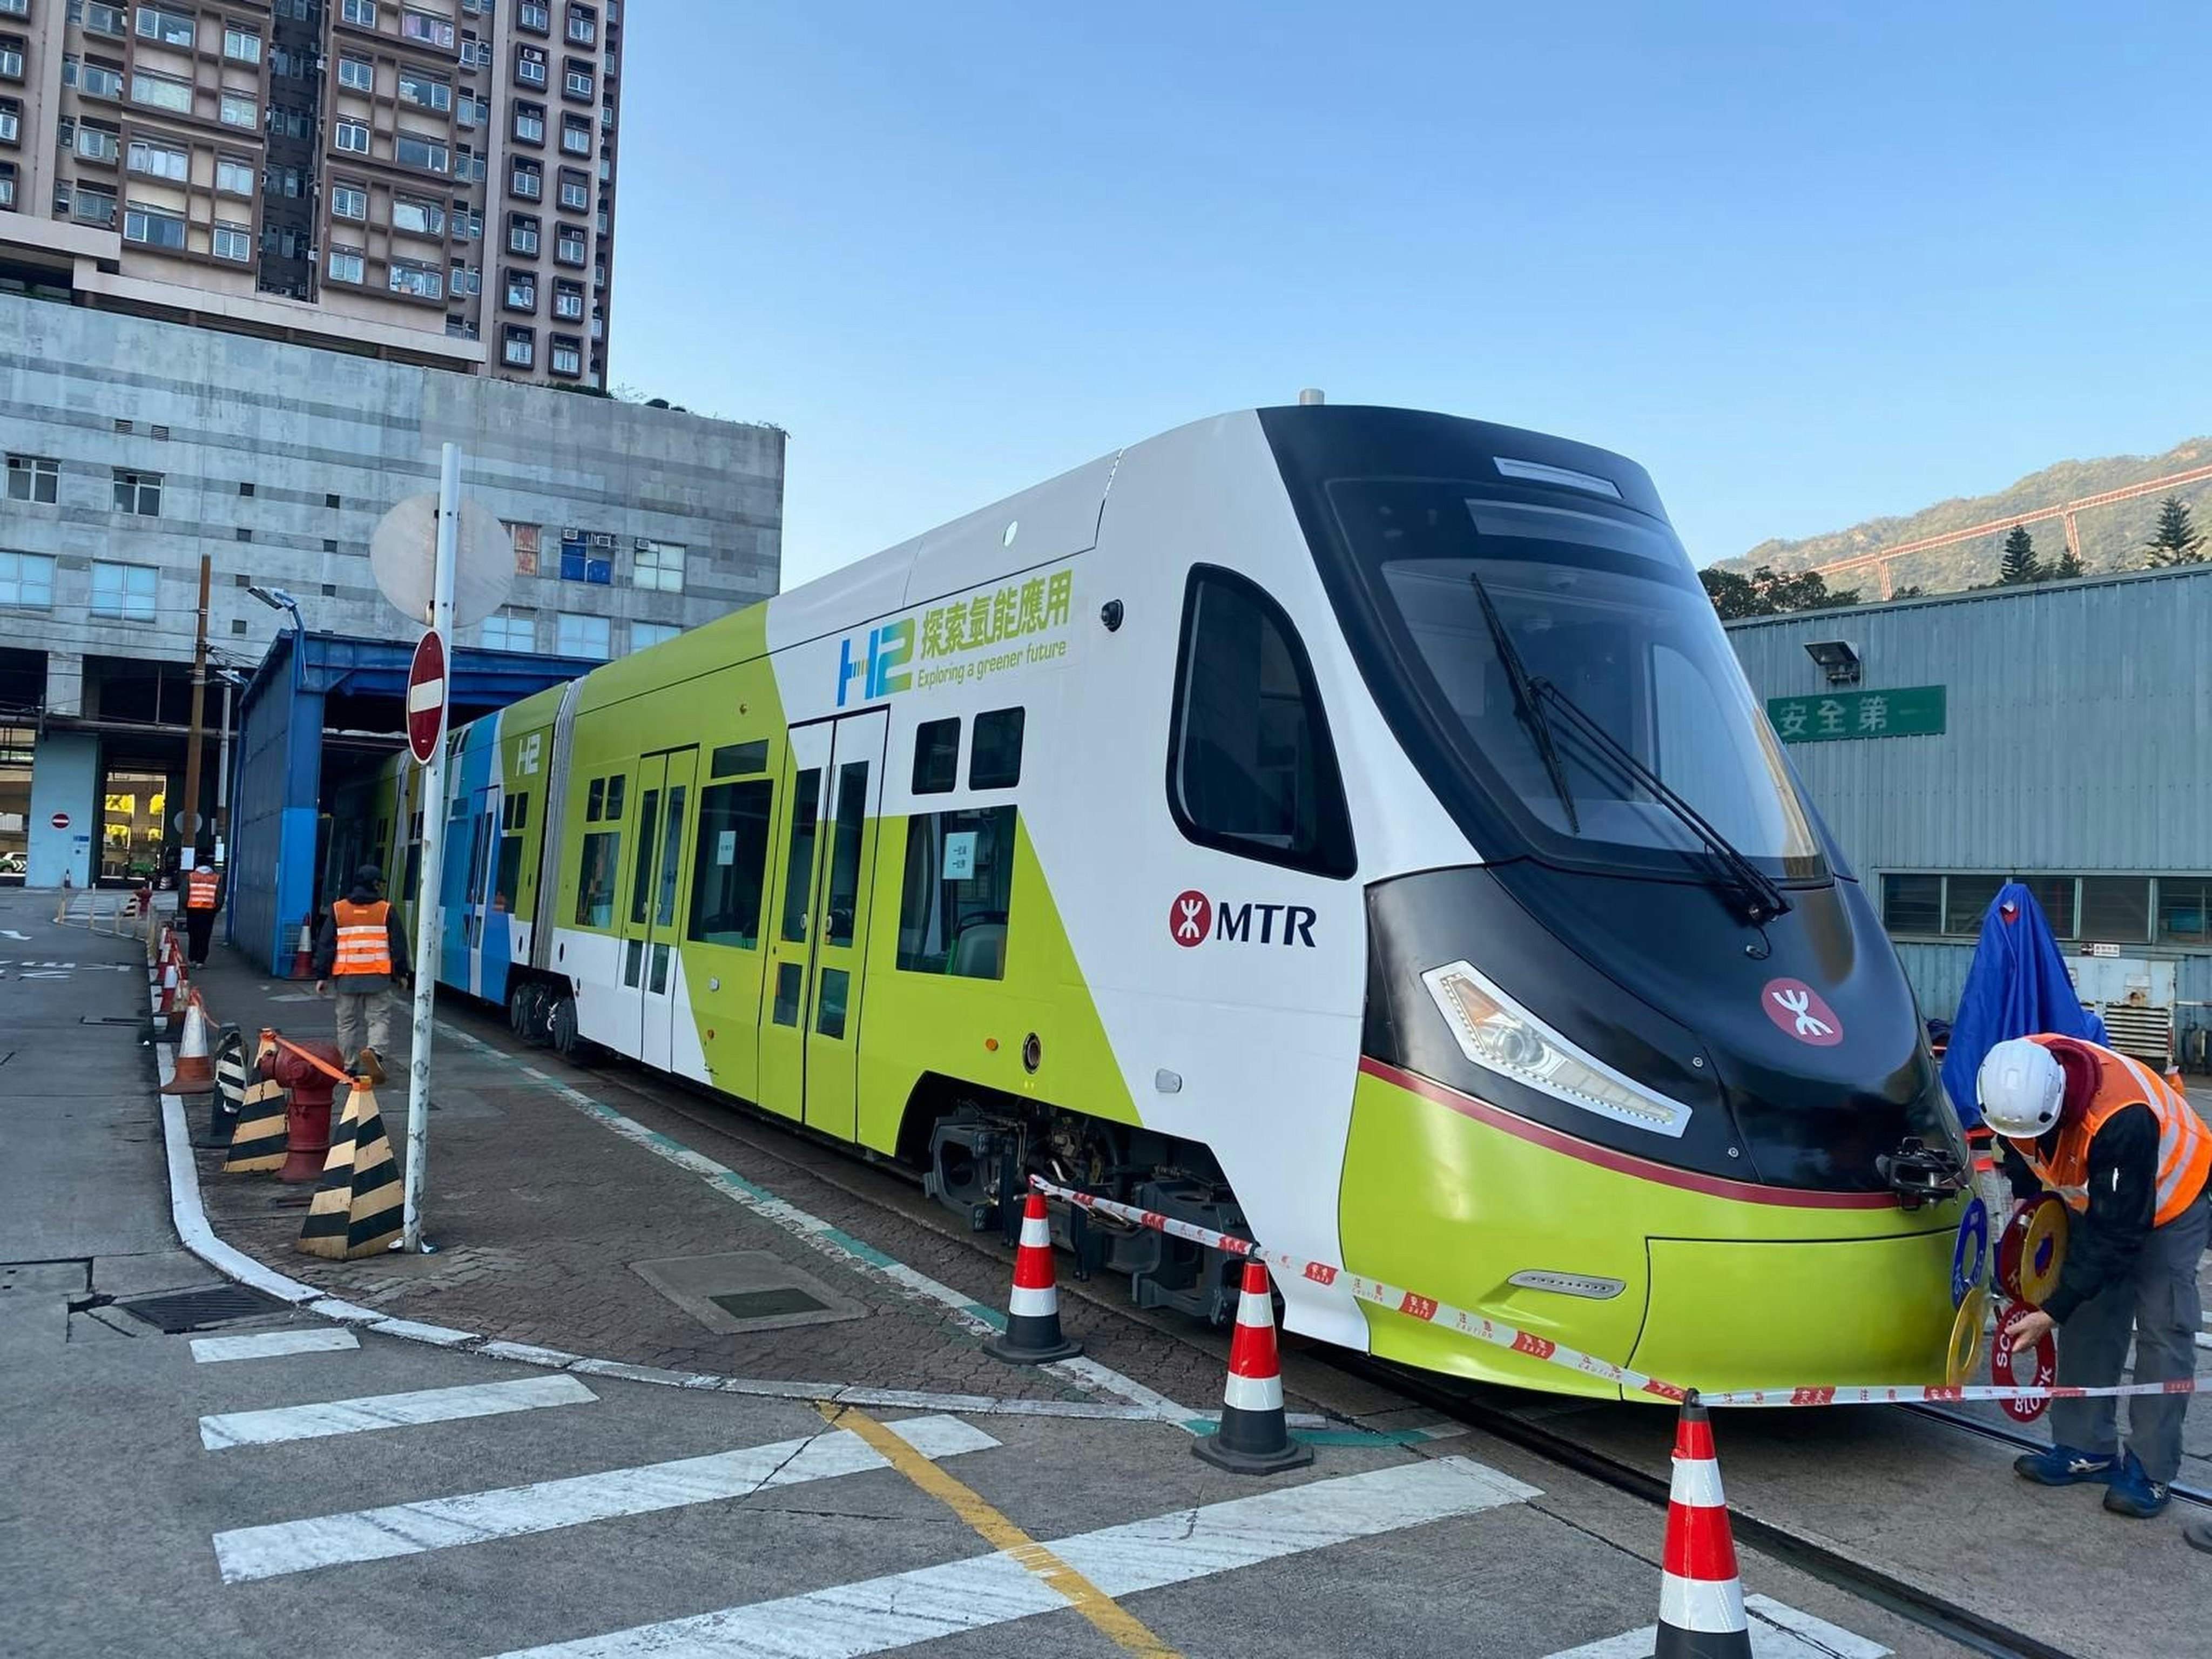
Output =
[{"x1": 1028, "y1": 1176, "x2": 2209, "y2": 1410}]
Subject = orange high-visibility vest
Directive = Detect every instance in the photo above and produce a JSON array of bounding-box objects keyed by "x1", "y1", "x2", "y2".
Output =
[
  {"x1": 331, "y1": 898, "x2": 394, "y2": 977},
  {"x1": 2007, "y1": 1036, "x2": 2211, "y2": 1228},
  {"x1": 186, "y1": 870, "x2": 219, "y2": 910}
]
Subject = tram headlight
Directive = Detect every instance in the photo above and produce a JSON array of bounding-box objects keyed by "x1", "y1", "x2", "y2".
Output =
[{"x1": 1419, "y1": 960, "x2": 1692, "y2": 1138}]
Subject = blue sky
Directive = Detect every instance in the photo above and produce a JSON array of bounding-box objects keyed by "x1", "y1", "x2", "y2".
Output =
[{"x1": 613, "y1": 4, "x2": 2211, "y2": 588}]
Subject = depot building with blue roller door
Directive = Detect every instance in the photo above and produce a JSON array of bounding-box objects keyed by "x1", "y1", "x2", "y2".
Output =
[{"x1": 1726, "y1": 562, "x2": 2212, "y2": 1076}]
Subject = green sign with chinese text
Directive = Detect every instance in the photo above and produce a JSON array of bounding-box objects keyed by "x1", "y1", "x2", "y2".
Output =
[{"x1": 1765, "y1": 685, "x2": 1946, "y2": 744}]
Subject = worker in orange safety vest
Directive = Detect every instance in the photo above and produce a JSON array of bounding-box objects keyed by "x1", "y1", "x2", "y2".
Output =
[
  {"x1": 311, "y1": 862, "x2": 411, "y2": 1078},
  {"x1": 182, "y1": 858, "x2": 222, "y2": 968},
  {"x1": 1978, "y1": 1034, "x2": 2210, "y2": 1520}
]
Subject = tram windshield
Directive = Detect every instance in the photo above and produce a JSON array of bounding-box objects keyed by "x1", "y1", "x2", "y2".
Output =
[{"x1": 1324, "y1": 479, "x2": 1825, "y2": 882}]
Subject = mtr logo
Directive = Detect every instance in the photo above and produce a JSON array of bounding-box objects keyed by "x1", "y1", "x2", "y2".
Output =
[
  {"x1": 837, "y1": 618, "x2": 914, "y2": 707},
  {"x1": 1169, "y1": 890, "x2": 1318, "y2": 949}
]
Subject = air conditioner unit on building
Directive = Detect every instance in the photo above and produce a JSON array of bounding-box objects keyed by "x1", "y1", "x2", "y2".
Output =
[{"x1": 590, "y1": 532, "x2": 615, "y2": 548}]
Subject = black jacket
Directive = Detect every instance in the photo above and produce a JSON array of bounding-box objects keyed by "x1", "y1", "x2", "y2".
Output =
[
  {"x1": 2003, "y1": 1103, "x2": 2161, "y2": 1324},
  {"x1": 311, "y1": 884, "x2": 412, "y2": 994}
]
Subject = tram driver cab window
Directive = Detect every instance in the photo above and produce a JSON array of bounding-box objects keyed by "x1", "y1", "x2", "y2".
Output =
[
  {"x1": 1168, "y1": 566, "x2": 1354, "y2": 878},
  {"x1": 898, "y1": 805, "x2": 1015, "y2": 980}
]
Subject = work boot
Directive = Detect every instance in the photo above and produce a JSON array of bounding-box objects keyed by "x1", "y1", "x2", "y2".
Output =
[
  {"x1": 2101, "y1": 1450, "x2": 2170, "y2": 1518},
  {"x1": 2013, "y1": 1444, "x2": 2115, "y2": 1486},
  {"x1": 354, "y1": 1047, "x2": 387, "y2": 1087}
]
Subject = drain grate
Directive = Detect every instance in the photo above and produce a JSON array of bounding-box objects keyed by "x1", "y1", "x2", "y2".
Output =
[
  {"x1": 115, "y1": 1284, "x2": 291, "y2": 1333},
  {"x1": 709, "y1": 1286, "x2": 830, "y2": 1322},
  {"x1": 631, "y1": 1251, "x2": 866, "y2": 1336}
]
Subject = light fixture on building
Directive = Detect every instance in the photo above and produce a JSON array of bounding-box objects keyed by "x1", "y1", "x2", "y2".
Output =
[
  {"x1": 1804, "y1": 639, "x2": 1861, "y2": 686},
  {"x1": 246, "y1": 584, "x2": 306, "y2": 635}
]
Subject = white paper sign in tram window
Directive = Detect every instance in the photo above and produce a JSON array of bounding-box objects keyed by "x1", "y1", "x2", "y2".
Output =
[
  {"x1": 942, "y1": 830, "x2": 977, "y2": 881},
  {"x1": 716, "y1": 829, "x2": 737, "y2": 866}
]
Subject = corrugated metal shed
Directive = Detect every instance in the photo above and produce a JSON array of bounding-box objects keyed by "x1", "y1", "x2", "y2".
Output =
[{"x1": 1727, "y1": 564, "x2": 2212, "y2": 873}]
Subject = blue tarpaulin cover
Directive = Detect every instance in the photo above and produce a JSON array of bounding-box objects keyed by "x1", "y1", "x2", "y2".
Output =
[{"x1": 1939, "y1": 882, "x2": 2110, "y2": 1127}]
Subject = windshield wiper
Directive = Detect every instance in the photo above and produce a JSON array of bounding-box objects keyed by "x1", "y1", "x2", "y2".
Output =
[
  {"x1": 1465, "y1": 571, "x2": 1579, "y2": 834},
  {"x1": 1529, "y1": 678, "x2": 1792, "y2": 924}
]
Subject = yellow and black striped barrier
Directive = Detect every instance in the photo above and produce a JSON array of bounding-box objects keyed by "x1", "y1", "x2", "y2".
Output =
[
  {"x1": 296, "y1": 1072, "x2": 403, "y2": 1260},
  {"x1": 222, "y1": 1031, "x2": 289, "y2": 1175}
]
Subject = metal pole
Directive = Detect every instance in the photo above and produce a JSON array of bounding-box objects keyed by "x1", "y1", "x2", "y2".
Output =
[
  {"x1": 180, "y1": 554, "x2": 211, "y2": 866},
  {"x1": 403, "y1": 442, "x2": 460, "y2": 1253},
  {"x1": 215, "y1": 677, "x2": 233, "y2": 864}
]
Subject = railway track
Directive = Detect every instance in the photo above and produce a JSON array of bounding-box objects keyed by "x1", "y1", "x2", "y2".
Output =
[{"x1": 1900, "y1": 1402, "x2": 2211, "y2": 1509}]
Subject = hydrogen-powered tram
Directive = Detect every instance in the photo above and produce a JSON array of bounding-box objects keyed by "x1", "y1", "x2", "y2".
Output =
[{"x1": 329, "y1": 406, "x2": 1972, "y2": 1397}]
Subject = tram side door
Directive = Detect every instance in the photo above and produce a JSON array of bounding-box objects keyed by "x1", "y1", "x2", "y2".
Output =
[
  {"x1": 757, "y1": 709, "x2": 886, "y2": 1134},
  {"x1": 460, "y1": 783, "x2": 501, "y2": 997},
  {"x1": 636, "y1": 748, "x2": 698, "y2": 1074}
]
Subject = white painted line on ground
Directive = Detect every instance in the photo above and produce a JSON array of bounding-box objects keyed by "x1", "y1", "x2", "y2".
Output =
[
  {"x1": 191, "y1": 1328, "x2": 361, "y2": 1364},
  {"x1": 1543, "y1": 1595, "x2": 1890, "y2": 1659},
  {"x1": 486, "y1": 1456, "x2": 1537, "y2": 1659},
  {"x1": 212, "y1": 1413, "x2": 999, "y2": 1583},
  {"x1": 2196, "y1": 1331, "x2": 2210, "y2": 1351},
  {"x1": 366, "y1": 1316, "x2": 477, "y2": 1346},
  {"x1": 437, "y1": 1021, "x2": 1192, "y2": 1421},
  {"x1": 199, "y1": 1374, "x2": 597, "y2": 1450}
]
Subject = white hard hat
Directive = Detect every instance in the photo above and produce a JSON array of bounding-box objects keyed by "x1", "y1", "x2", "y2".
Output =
[{"x1": 1977, "y1": 1038, "x2": 2066, "y2": 1137}]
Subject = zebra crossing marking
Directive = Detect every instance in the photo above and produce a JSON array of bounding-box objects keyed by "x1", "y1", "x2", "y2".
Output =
[
  {"x1": 191, "y1": 1328, "x2": 361, "y2": 1364},
  {"x1": 200, "y1": 1374, "x2": 596, "y2": 1449},
  {"x1": 482, "y1": 1456, "x2": 1538, "y2": 1659},
  {"x1": 1543, "y1": 1595, "x2": 1890, "y2": 1658},
  {"x1": 212, "y1": 1413, "x2": 998, "y2": 1583}
]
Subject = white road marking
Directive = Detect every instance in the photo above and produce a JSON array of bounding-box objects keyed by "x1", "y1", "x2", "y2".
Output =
[
  {"x1": 2, "y1": 929, "x2": 29, "y2": 940},
  {"x1": 199, "y1": 1374, "x2": 596, "y2": 1449},
  {"x1": 486, "y1": 1456, "x2": 1537, "y2": 1659},
  {"x1": 191, "y1": 1328, "x2": 360, "y2": 1364},
  {"x1": 213, "y1": 1413, "x2": 998, "y2": 1583},
  {"x1": 1543, "y1": 1595, "x2": 1890, "y2": 1658}
]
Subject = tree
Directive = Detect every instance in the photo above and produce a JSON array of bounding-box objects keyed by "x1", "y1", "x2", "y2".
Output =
[
  {"x1": 1891, "y1": 584, "x2": 1926, "y2": 599},
  {"x1": 1999, "y1": 524, "x2": 2042, "y2": 584},
  {"x1": 2142, "y1": 495, "x2": 2206, "y2": 565},
  {"x1": 2049, "y1": 545, "x2": 2085, "y2": 581},
  {"x1": 1698, "y1": 563, "x2": 1860, "y2": 619}
]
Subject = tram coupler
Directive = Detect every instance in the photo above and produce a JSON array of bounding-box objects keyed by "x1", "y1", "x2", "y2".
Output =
[{"x1": 1877, "y1": 1136, "x2": 1967, "y2": 1211}]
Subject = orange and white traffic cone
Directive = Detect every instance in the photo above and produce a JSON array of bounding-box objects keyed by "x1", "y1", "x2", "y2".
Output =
[
  {"x1": 291, "y1": 915, "x2": 315, "y2": 980},
  {"x1": 160, "y1": 993, "x2": 218, "y2": 1096},
  {"x1": 1193, "y1": 1259, "x2": 1313, "y2": 1475},
  {"x1": 982, "y1": 1191, "x2": 1083, "y2": 1364},
  {"x1": 1653, "y1": 1393, "x2": 1750, "y2": 1659},
  {"x1": 153, "y1": 956, "x2": 182, "y2": 1034}
]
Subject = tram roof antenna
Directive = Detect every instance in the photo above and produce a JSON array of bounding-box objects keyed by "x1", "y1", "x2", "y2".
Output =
[{"x1": 1297, "y1": 388, "x2": 1326, "y2": 406}]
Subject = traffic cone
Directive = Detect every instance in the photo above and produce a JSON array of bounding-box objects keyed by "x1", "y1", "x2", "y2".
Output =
[
  {"x1": 224, "y1": 1033, "x2": 289, "y2": 1174},
  {"x1": 153, "y1": 957, "x2": 183, "y2": 1034},
  {"x1": 296, "y1": 1072, "x2": 402, "y2": 1260},
  {"x1": 1192, "y1": 1260, "x2": 1313, "y2": 1475},
  {"x1": 1653, "y1": 1393, "x2": 1751, "y2": 1659},
  {"x1": 982, "y1": 1192, "x2": 1083, "y2": 1364},
  {"x1": 291, "y1": 914, "x2": 315, "y2": 980},
  {"x1": 160, "y1": 994, "x2": 218, "y2": 1095}
]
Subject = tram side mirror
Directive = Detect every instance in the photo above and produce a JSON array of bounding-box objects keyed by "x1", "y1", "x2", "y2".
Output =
[{"x1": 1100, "y1": 599, "x2": 1124, "y2": 632}]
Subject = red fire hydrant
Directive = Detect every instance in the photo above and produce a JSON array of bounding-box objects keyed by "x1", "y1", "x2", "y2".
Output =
[{"x1": 262, "y1": 1038, "x2": 346, "y2": 1183}]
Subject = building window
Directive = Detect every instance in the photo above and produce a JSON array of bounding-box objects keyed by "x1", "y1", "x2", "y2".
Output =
[
  {"x1": 5, "y1": 454, "x2": 58, "y2": 503},
  {"x1": 556, "y1": 611, "x2": 608, "y2": 659},
  {"x1": 557, "y1": 531, "x2": 610, "y2": 583},
  {"x1": 340, "y1": 0, "x2": 376, "y2": 24},
  {"x1": 2080, "y1": 876, "x2": 2153, "y2": 945},
  {"x1": 898, "y1": 806, "x2": 1016, "y2": 980},
  {"x1": 502, "y1": 324, "x2": 534, "y2": 367},
  {"x1": 130, "y1": 70, "x2": 193, "y2": 113},
  {"x1": 481, "y1": 612, "x2": 534, "y2": 652},
  {"x1": 629, "y1": 538, "x2": 684, "y2": 593},
  {"x1": 1879, "y1": 874, "x2": 1943, "y2": 936},
  {"x1": 452, "y1": 204, "x2": 481, "y2": 239},
  {"x1": 337, "y1": 54, "x2": 372, "y2": 92},
  {"x1": 388, "y1": 260, "x2": 443, "y2": 299},
  {"x1": 629, "y1": 621, "x2": 676, "y2": 652},
  {"x1": 399, "y1": 69, "x2": 452, "y2": 111},
  {"x1": 223, "y1": 23, "x2": 262, "y2": 63},
  {"x1": 0, "y1": 550, "x2": 55, "y2": 609},
  {"x1": 555, "y1": 224, "x2": 585, "y2": 264},
  {"x1": 213, "y1": 221, "x2": 252, "y2": 262},
  {"x1": 91, "y1": 559, "x2": 159, "y2": 621},
  {"x1": 392, "y1": 194, "x2": 445, "y2": 235},
  {"x1": 80, "y1": 63, "x2": 124, "y2": 99},
  {"x1": 515, "y1": 45, "x2": 547, "y2": 87},
  {"x1": 549, "y1": 336, "x2": 581, "y2": 376},
  {"x1": 551, "y1": 278, "x2": 584, "y2": 320},
  {"x1": 76, "y1": 123, "x2": 120, "y2": 161},
  {"x1": 567, "y1": 6, "x2": 596, "y2": 45},
  {"x1": 0, "y1": 43, "x2": 22, "y2": 80},
  {"x1": 122, "y1": 202, "x2": 186, "y2": 249},
  {"x1": 135, "y1": 5, "x2": 197, "y2": 47},
  {"x1": 559, "y1": 112, "x2": 590, "y2": 154},
  {"x1": 126, "y1": 138, "x2": 188, "y2": 181},
  {"x1": 219, "y1": 90, "x2": 257, "y2": 128},
  {"x1": 518, "y1": 0, "x2": 548, "y2": 30},
  {"x1": 2158, "y1": 878, "x2": 2211, "y2": 946},
  {"x1": 215, "y1": 155, "x2": 255, "y2": 195},
  {"x1": 331, "y1": 181, "x2": 368, "y2": 219},
  {"x1": 395, "y1": 134, "x2": 449, "y2": 173},
  {"x1": 557, "y1": 168, "x2": 588, "y2": 211},
  {"x1": 112, "y1": 468, "x2": 162, "y2": 516},
  {"x1": 85, "y1": 3, "x2": 129, "y2": 36},
  {"x1": 512, "y1": 101, "x2": 544, "y2": 143},
  {"x1": 334, "y1": 119, "x2": 370, "y2": 153},
  {"x1": 449, "y1": 260, "x2": 480, "y2": 295},
  {"x1": 507, "y1": 212, "x2": 538, "y2": 253},
  {"x1": 1941, "y1": 874, "x2": 2004, "y2": 936},
  {"x1": 328, "y1": 246, "x2": 366, "y2": 283},
  {"x1": 503, "y1": 269, "x2": 535, "y2": 310},
  {"x1": 73, "y1": 184, "x2": 117, "y2": 225},
  {"x1": 510, "y1": 159, "x2": 541, "y2": 199},
  {"x1": 456, "y1": 92, "x2": 482, "y2": 128},
  {"x1": 401, "y1": 8, "x2": 455, "y2": 48},
  {"x1": 563, "y1": 62, "x2": 592, "y2": 99},
  {"x1": 0, "y1": 98, "x2": 19, "y2": 143}
]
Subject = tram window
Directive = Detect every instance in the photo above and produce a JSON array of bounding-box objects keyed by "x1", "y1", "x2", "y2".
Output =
[
  {"x1": 913, "y1": 717, "x2": 959, "y2": 795},
  {"x1": 1880, "y1": 874, "x2": 1943, "y2": 935},
  {"x1": 969, "y1": 708, "x2": 1023, "y2": 790},
  {"x1": 897, "y1": 805, "x2": 1014, "y2": 980},
  {"x1": 629, "y1": 788, "x2": 662, "y2": 925},
  {"x1": 780, "y1": 767, "x2": 821, "y2": 943},
  {"x1": 824, "y1": 760, "x2": 868, "y2": 946},
  {"x1": 442, "y1": 813, "x2": 471, "y2": 908},
  {"x1": 817, "y1": 967, "x2": 848, "y2": 1038},
  {"x1": 575, "y1": 830, "x2": 619, "y2": 926},
  {"x1": 1168, "y1": 567, "x2": 1354, "y2": 878},
  {"x1": 711, "y1": 739, "x2": 769, "y2": 778},
  {"x1": 586, "y1": 777, "x2": 604, "y2": 821},
  {"x1": 688, "y1": 779, "x2": 772, "y2": 948},
  {"x1": 605, "y1": 775, "x2": 626, "y2": 820},
  {"x1": 495, "y1": 835, "x2": 522, "y2": 912},
  {"x1": 654, "y1": 785, "x2": 686, "y2": 928}
]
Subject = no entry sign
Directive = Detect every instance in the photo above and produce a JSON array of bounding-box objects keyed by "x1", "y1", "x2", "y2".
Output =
[
  {"x1": 50, "y1": 812, "x2": 70, "y2": 831},
  {"x1": 406, "y1": 630, "x2": 448, "y2": 765}
]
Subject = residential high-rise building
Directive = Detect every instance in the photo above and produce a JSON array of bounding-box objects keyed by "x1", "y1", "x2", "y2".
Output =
[{"x1": 0, "y1": 0, "x2": 624, "y2": 386}]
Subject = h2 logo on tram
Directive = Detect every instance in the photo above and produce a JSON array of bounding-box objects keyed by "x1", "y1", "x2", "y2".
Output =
[{"x1": 837, "y1": 618, "x2": 914, "y2": 707}]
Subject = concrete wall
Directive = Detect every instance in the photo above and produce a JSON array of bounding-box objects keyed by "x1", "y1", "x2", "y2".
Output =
[{"x1": 24, "y1": 733, "x2": 97, "y2": 888}]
